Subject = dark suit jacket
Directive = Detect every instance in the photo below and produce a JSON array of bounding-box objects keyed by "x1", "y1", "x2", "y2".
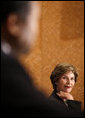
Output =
[
  {"x1": 1, "y1": 51, "x2": 74, "y2": 117},
  {"x1": 49, "y1": 91, "x2": 83, "y2": 117}
]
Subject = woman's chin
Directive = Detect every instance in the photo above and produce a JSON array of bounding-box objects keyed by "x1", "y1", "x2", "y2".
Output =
[{"x1": 63, "y1": 89, "x2": 72, "y2": 93}]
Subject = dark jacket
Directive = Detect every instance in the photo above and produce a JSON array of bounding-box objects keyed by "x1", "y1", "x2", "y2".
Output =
[
  {"x1": 49, "y1": 91, "x2": 83, "y2": 117},
  {"x1": 1, "y1": 50, "x2": 74, "y2": 117}
]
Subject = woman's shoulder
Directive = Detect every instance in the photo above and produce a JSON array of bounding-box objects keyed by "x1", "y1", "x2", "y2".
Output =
[{"x1": 49, "y1": 91, "x2": 63, "y2": 103}]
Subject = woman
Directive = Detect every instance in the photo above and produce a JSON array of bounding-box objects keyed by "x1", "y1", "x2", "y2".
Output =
[
  {"x1": 49, "y1": 63, "x2": 81, "y2": 112},
  {"x1": 1, "y1": 2, "x2": 83, "y2": 117}
]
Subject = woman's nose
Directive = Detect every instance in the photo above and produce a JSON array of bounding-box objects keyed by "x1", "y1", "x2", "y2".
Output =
[{"x1": 67, "y1": 79, "x2": 71, "y2": 84}]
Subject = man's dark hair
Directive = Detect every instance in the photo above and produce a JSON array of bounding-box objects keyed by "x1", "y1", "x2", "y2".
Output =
[{"x1": 1, "y1": 1, "x2": 31, "y2": 23}]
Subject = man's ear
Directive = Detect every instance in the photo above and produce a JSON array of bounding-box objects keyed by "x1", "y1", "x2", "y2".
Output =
[
  {"x1": 7, "y1": 14, "x2": 20, "y2": 37},
  {"x1": 55, "y1": 82, "x2": 58, "y2": 85}
]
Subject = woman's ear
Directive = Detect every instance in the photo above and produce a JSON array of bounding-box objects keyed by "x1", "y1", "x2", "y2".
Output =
[{"x1": 7, "y1": 14, "x2": 20, "y2": 37}]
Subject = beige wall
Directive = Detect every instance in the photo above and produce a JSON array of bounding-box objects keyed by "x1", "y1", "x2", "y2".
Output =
[{"x1": 20, "y1": 1, "x2": 84, "y2": 110}]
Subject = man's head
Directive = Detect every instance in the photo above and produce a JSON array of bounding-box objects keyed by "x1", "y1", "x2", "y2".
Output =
[{"x1": 1, "y1": 1, "x2": 40, "y2": 56}]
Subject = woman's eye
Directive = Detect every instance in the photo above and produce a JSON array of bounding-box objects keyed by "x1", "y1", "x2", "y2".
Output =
[
  {"x1": 62, "y1": 76, "x2": 67, "y2": 79},
  {"x1": 71, "y1": 78, "x2": 75, "y2": 81}
]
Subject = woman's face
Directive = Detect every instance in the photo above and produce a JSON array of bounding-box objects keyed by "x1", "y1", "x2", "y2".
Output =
[{"x1": 56, "y1": 71, "x2": 75, "y2": 93}]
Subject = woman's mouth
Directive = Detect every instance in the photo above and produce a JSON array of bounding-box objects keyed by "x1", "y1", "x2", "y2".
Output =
[{"x1": 64, "y1": 86, "x2": 72, "y2": 88}]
